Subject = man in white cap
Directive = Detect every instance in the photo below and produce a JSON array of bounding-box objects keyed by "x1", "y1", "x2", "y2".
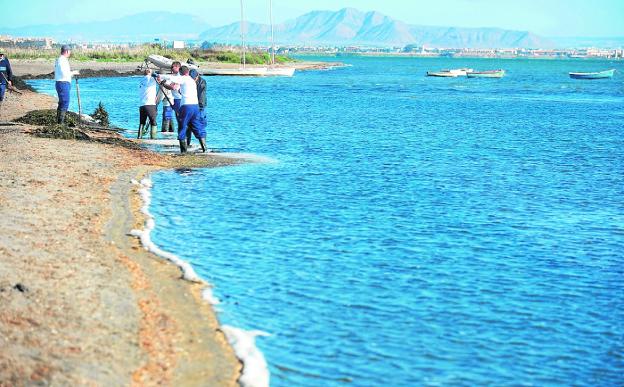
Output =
[{"x1": 54, "y1": 45, "x2": 79, "y2": 124}]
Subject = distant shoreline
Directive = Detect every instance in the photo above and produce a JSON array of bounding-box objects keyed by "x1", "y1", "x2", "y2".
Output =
[{"x1": 10, "y1": 59, "x2": 344, "y2": 79}]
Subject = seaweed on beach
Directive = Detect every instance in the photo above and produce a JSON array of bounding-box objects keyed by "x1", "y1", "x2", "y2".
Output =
[
  {"x1": 19, "y1": 69, "x2": 138, "y2": 80},
  {"x1": 31, "y1": 124, "x2": 90, "y2": 140},
  {"x1": 9, "y1": 76, "x2": 37, "y2": 92},
  {"x1": 91, "y1": 102, "x2": 110, "y2": 127},
  {"x1": 15, "y1": 109, "x2": 80, "y2": 127}
]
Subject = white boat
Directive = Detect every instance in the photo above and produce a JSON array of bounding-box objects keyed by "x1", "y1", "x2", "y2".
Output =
[
  {"x1": 265, "y1": 67, "x2": 295, "y2": 77},
  {"x1": 427, "y1": 68, "x2": 473, "y2": 77},
  {"x1": 427, "y1": 71, "x2": 458, "y2": 77},
  {"x1": 448, "y1": 68, "x2": 473, "y2": 76},
  {"x1": 203, "y1": 67, "x2": 268, "y2": 76},
  {"x1": 145, "y1": 54, "x2": 199, "y2": 71}
]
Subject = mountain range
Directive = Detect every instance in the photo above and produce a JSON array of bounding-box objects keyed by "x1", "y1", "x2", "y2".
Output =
[
  {"x1": 200, "y1": 8, "x2": 553, "y2": 48},
  {"x1": 3, "y1": 8, "x2": 615, "y2": 49}
]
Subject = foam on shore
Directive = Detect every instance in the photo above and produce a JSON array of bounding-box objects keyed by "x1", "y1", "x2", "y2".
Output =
[
  {"x1": 129, "y1": 178, "x2": 202, "y2": 283},
  {"x1": 221, "y1": 325, "x2": 271, "y2": 387},
  {"x1": 129, "y1": 177, "x2": 270, "y2": 387}
]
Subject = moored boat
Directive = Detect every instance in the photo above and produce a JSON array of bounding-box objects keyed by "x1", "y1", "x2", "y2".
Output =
[
  {"x1": 449, "y1": 68, "x2": 473, "y2": 76},
  {"x1": 427, "y1": 71, "x2": 458, "y2": 77},
  {"x1": 426, "y1": 68, "x2": 473, "y2": 77},
  {"x1": 466, "y1": 69, "x2": 505, "y2": 78},
  {"x1": 203, "y1": 67, "x2": 268, "y2": 76},
  {"x1": 569, "y1": 69, "x2": 615, "y2": 79}
]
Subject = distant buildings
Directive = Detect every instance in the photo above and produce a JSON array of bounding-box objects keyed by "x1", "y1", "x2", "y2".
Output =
[
  {"x1": 0, "y1": 35, "x2": 54, "y2": 49},
  {"x1": 0, "y1": 34, "x2": 622, "y2": 59}
]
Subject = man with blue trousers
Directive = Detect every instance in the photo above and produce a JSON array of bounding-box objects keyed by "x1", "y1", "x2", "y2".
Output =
[
  {"x1": 158, "y1": 66, "x2": 207, "y2": 153},
  {"x1": 54, "y1": 45, "x2": 79, "y2": 124},
  {"x1": 0, "y1": 52, "x2": 13, "y2": 112}
]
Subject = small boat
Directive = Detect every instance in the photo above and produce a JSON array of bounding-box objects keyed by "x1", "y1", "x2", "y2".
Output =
[
  {"x1": 449, "y1": 68, "x2": 473, "y2": 76},
  {"x1": 427, "y1": 68, "x2": 473, "y2": 77},
  {"x1": 203, "y1": 67, "x2": 268, "y2": 76},
  {"x1": 145, "y1": 54, "x2": 199, "y2": 71},
  {"x1": 569, "y1": 69, "x2": 615, "y2": 79},
  {"x1": 265, "y1": 67, "x2": 296, "y2": 77},
  {"x1": 466, "y1": 69, "x2": 505, "y2": 78},
  {"x1": 427, "y1": 71, "x2": 458, "y2": 77}
]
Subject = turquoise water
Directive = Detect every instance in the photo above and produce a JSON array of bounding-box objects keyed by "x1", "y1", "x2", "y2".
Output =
[{"x1": 30, "y1": 57, "x2": 624, "y2": 386}]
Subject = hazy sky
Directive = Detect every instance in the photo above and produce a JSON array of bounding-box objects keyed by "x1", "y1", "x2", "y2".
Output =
[{"x1": 5, "y1": 0, "x2": 624, "y2": 37}]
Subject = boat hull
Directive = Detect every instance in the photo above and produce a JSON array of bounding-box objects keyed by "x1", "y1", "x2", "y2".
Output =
[
  {"x1": 467, "y1": 70, "x2": 505, "y2": 78},
  {"x1": 569, "y1": 69, "x2": 615, "y2": 79},
  {"x1": 203, "y1": 67, "x2": 268, "y2": 76},
  {"x1": 427, "y1": 72, "x2": 457, "y2": 77},
  {"x1": 265, "y1": 67, "x2": 296, "y2": 77},
  {"x1": 146, "y1": 54, "x2": 198, "y2": 71}
]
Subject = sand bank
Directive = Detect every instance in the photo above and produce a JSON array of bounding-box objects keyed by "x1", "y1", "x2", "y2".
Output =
[{"x1": 0, "y1": 90, "x2": 243, "y2": 384}]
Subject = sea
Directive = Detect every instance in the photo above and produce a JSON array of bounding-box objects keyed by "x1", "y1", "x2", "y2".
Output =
[{"x1": 29, "y1": 57, "x2": 624, "y2": 386}]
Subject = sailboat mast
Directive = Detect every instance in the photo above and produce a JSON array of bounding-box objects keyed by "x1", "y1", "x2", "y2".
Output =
[
  {"x1": 269, "y1": 0, "x2": 276, "y2": 65},
  {"x1": 240, "y1": 0, "x2": 246, "y2": 68}
]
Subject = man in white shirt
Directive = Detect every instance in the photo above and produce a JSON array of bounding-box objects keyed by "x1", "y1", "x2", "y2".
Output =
[
  {"x1": 54, "y1": 45, "x2": 79, "y2": 124},
  {"x1": 138, "y1": 68, "x2": 158, "y2": 139},
  {"x1": 158, "y1": 66, "x2": 207, "y2": 153}
]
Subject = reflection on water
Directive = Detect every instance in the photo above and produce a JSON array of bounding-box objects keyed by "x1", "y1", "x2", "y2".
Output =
[{"x1": 30, "y1": 57, "x2": 624, "y2": 386}]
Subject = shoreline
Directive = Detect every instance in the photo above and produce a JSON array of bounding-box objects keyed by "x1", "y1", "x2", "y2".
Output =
[
  {"x1": 11, "y1": 58, "x2": 343, "y2": 79},
  {"x1": 0, "y1": 86, "x2": 250, "y2": 383}
]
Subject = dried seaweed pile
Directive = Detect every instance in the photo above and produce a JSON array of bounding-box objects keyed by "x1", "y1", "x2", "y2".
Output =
[
  {"x1": 15, "y1": 109, "x2": 81, "y2": 127},
  {"x1": 31, "y1": 124, "x2": 90, "y2": 140},
  {"x1": 9, "y1": 76, "x2": 36, "y2": 92}
]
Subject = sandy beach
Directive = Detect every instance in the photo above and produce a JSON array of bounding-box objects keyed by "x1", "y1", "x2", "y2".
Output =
[{"x1": 0, "y1": 88, "x2": 243, "y2": 383}]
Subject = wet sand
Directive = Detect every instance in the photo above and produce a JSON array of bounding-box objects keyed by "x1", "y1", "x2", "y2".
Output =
[{"x1": 0, "y1": 90, "x2": 243, "y2": 384}]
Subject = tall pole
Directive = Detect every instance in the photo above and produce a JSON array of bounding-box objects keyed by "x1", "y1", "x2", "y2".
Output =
[
  {"x1": 240, "y1": 0, "x2": 246, "y2": 68},
  {"x1": 269, "y1": 0, "x2": 276, "y2": 65}
]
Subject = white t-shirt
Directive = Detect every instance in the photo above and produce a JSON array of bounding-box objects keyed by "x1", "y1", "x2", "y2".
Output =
[
  {"x1": 54, "y1": 55, "x2": 72, "y2": 82},
  {"x1": 139, "y1": 75, "x2": 158, "y2": 106},
  {"x1": 162, "y1": 74, "x2": 198, "y2": 106},
  {"x1": 170, "y1": 71, "x2": 182, "y2": 99}
]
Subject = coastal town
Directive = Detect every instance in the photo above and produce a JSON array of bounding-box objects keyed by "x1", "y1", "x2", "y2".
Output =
[{"x1": 1, "y1": 34, "x2": 623, "y2": 60}]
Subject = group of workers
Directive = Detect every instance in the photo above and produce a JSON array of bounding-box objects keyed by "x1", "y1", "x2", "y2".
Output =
[
  {"x1": 138, "y1": 61, "x2": 208, "y2": 153},
  {"x1": 51, "y1": 44, "x2": 207, "y2": 154}
]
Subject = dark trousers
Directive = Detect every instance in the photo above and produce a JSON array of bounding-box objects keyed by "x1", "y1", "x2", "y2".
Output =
[
  {"x1": 178, "y1": 104, "x2": 206, "y2": 141},
  {"x1": 55, "y1": 81, "x2": 70, "y2": 111}
]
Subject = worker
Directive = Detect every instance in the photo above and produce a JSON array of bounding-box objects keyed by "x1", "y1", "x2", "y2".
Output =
[
  {"x1": 187, "y1": 69, "x2": 207, "y2": 147},
  {"x1": 0, "y1": 52, "x2": 12, "y2": 112},
  {"x1": 54, "y1": 45, "x2": 79, "y2": 124},
  {"x1": 158, "y1": 66, "x2": 206, "y2": 153},
  {"x1": 156, "y1": 81, "x2": 175, "y2": 133},
  {"x1": 138, "y1": 68, "x2": 158, "y2": 139}
]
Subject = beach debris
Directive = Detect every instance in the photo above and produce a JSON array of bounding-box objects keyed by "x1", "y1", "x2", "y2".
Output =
[
  {"x1": 8, "y1": 75, "x2": 36, "y2": 92},
  {"x1": 20, "y1": 69, "x2": 138, "y2": 81},
  {"x1": 13, "y1": 283, "x2": 28, "y2": 293},
  {"x1": 91, "y1": 102, "x2": 110, "y2": 127},
  {"x1": 16, "y1": 109, "x2": 80, "y2": 127},
  {"x1": 31, "y1": 124, "x2": 90, "y2": 140}
]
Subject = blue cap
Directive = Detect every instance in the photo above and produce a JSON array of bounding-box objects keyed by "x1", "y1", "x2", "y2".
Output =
[{"x1": 189, "y1": 69, "x2": 199, "y2": 78}]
